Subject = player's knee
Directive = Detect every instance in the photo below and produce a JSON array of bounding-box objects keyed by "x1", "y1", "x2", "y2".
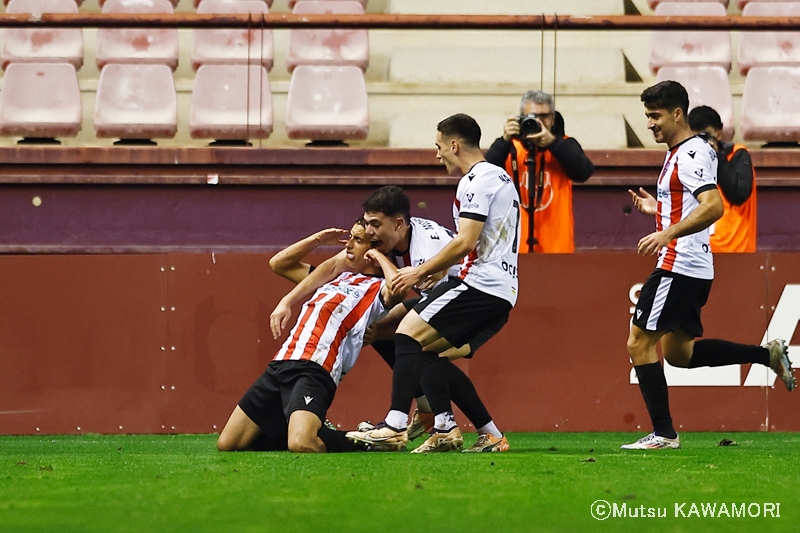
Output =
[
  {"x1": 216, "y1": 433, "x2": 238, "y2": 452},
  {"x1": 287, "y1": 433, "x2": 320, "y2": 454}
]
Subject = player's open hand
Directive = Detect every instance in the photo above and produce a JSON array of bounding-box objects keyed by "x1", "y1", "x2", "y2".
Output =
[
  {"x1": 393, "y1": 266, "x2": 424, "y2": 294},
  {"x1": 417, "y1": 268, "x2": 447, "y2": 291},
  {"x1": 316, "y1": 228, "x2": 350, "y2": 246},
  {"x1": 270, "y1": 300, "x2": 292, "y2": 339},
  {"x1": 629, "y1": 187, "x2": 657, "y2": 216}
]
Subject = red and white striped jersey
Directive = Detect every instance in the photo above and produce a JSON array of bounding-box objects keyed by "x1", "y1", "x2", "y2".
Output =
[
  {"x1": 452, "y1": 161, "x2": 521, "y2": 306},
  {"x1": 655, "y1": 135, "x2": 718, "y2": 280},
  {"x1": 273, "y1": 272, "x2": 385, "y2": 385}
]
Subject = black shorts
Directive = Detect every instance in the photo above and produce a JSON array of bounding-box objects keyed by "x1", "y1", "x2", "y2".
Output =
[
  {"x1": 633, "y1": 269, "x2": 712, "y2": 338},
  {"x1": 238, "y1": 360, "x2": 337, "y2": 446},
  {"x1": 413, "y1": 277, "x2": 512, "y2": 350}
]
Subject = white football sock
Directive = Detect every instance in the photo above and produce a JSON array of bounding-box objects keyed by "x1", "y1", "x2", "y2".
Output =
[
  {"x1": 434, "y1": 412, "x2": 457, "y2": 431},
  {"x1": 477, "y1": 421, "x2": 502, "y2": 438},
  {"x1": 385, "y1": 410, "x2": 408, "y2": 430}
]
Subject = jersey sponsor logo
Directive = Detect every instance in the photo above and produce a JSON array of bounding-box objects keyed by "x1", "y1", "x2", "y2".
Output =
[
  {"x1": 466, "y1": 193, "x2": 474, "y2": 202},
  {"x1": 709, "y1": 150, "x2": 717, "y2": 162},
  {"x1": 304, "y1": 395, "x2": 313, "y2": 405},
  {"x1": 694, "y1": 168, "x2": 704, "y2": 179},
  {"x1": 331, "y1": 285, "x2": 362, "y2": 299},
  {"x1": 628, "y1": 283, "x2": 800, "y2": 387}
]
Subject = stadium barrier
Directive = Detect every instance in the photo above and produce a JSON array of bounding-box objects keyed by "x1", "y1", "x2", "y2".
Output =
[{"x1": 1, "y1": 252, "x2": 799, "y2": 435}]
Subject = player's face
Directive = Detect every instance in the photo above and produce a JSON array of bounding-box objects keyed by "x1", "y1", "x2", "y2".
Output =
[
  {"x1": 645, "y1": 106, "x2": 678, "y2": 145},
  {"x1": 435, "y1": 131, "x2": 459, "y2": 176},
  {"x1": 344, "y1": 224, "x2": 372, "y2": 270},
  {"x1": 363, "y1": 211, "x2": 402, "y2": 254}
]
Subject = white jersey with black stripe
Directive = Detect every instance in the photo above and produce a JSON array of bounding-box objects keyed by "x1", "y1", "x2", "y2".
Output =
[
  {"x1": 452, "y1": 161, "x2": 521, "y2": 306},
  {"x1": 654, "y1": 135, "x2": 718, "y2": 280},
  {"x1": 390, "y1": 217, "x2": 460, "y2": 292}
]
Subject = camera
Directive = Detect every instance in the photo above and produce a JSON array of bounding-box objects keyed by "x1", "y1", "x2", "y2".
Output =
[{"x1": 518, "y1": 114, "x2": 542, "y2": 137}]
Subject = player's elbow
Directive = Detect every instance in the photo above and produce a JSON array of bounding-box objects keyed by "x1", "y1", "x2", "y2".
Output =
[{"x1": 268, "y1": 254, "x2": 284, "y2": 274}]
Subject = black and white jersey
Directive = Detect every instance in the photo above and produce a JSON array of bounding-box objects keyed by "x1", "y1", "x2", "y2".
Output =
[{"x1": 453, "y1": 161, "x2": 521, "y2": 306}]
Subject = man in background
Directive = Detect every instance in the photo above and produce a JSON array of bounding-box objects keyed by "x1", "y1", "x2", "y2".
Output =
[
  {"x1": 485, "y1": 89, "x2": 594, "y2": 253},
  {"x1": 688, "y1": 105, "x2": 757, "y2": 253}
]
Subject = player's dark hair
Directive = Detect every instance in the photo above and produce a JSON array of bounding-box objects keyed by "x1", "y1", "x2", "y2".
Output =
[
  {"x1": 640, "y1": 81, "x2": 689, "y2": 115},
  {"x1": 687, "y1": 105, "x2": 723, "y2": 132},
  {"x1": 437, "y1": 113, "x2": 481, "y2": 148},
  {"x1": 361, "y1": 186, "x2": 411, "y2": 224},
  {"x1": 354, "y1": 216, "x2": 367, "y2": 228}
]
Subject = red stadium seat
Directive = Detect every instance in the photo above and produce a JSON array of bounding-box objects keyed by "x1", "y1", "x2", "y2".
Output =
[
  {"x1": 287, "y1": 1, "x2": 368, "y2": 73},
  {"x1": 656, "y1": 66, "x2": 735, "y2": 141},
  {"x1": 649, "y1": 2, "x2": 731, "y2": 74},
  {"x1": 648, "y1": 0, "x2": 728, "y2": 8},
  {"x1": 94, "y1": 64, "x2": 177, "y2": 141},
  {"x1": 738, "y1": 2, "x2": 800, "y2": 75},
  {"x1": 96, "y1": 0, "x2": 179, "y2": 71},
  {"x1": 288, "y1": 0, "x2": 365, "y2": 7},
  {"x1": 741, "y1": 66, "x2": 800, "y2": 142},
  {"x1": 1, "y1": 0, "x2": 83, "y2": 71},
  {"x1": 0, "y1": 62, "x2": 81, "y2": 139},
  {"x1": 192, "y1": 0, "x2": 273, "y2": 71},
  {"x1": 189, "y1": 65, "x2": 273, "y2": 141},
  {"x1": 286, "y1": 65, "x2": 368, "y2": 142}
]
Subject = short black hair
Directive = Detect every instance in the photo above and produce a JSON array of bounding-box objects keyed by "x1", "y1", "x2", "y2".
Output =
[
  {"x1": 361, "y1": 186, "x2": 411, "y2": 223},
  {"x1": 437, "y1": 113, "x2": 481, "y2": 148},
  {"x1": 687, "y1": 105, "x2": 723, "y2": 132},
  {"x1": 640, "y1": 81, "x2": 689, "y2": 115}
]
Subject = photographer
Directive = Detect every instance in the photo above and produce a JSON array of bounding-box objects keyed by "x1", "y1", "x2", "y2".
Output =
[
  {"x1": 485, "y1": 90, "x2": 594, "y2": 253},
  {"x1": 687, "y1": 105, "x2": 757, "y2": 253}
]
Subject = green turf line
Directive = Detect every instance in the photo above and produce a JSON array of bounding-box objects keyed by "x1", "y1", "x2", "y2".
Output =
[{"x1": 1, "y1": 433, "x2": 798, "y2": 533}]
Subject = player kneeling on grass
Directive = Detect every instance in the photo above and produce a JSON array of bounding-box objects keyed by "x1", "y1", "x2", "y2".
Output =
[{"x1": 217, "y1": 219, "x2": 404, "y2": 453}]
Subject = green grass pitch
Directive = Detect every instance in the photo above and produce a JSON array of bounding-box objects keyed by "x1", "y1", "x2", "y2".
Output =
[{"x1": 1, "y1": 432, "x2": 798, "y2": 533}]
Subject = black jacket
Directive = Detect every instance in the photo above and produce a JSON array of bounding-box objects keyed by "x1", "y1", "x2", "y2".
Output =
[
  {"x1": 484, "y1": 112, "x2": 594, "y2": 183},
  {"x1": 717, "y1": 142, "x2": 754, "y2": 206}
]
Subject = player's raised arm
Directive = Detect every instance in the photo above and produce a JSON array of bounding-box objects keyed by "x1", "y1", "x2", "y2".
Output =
[
  {"x1": 364, "y1": 248, "x2": 407, "y2": 307},
  {"x1": 269, "y1": 228, "x2": 349, "y2": 284},
  {"x1": 269, "y1": 257, "x2": 347, "y2": 339}
]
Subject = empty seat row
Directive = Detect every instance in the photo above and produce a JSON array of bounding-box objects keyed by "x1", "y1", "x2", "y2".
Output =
[
  {"x1": 654, "y1": 65, "x2": 800, "y2": 143},
  {"x1": 0, "y1": 63, "x2": 368, "y2": 143},
  {"x1": 1, "y1": 0, "x2": 368, "y2": 73},
  {"x1": 650, "y1": 2, "x2": 800, "y2": 75}
]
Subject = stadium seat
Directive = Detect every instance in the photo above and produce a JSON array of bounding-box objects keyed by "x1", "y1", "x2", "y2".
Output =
[
  {"x1": 195, "y1": 0, "x2": 272, "y2": 6},
  {"x1": 189, "y1": 64, "x2": 272, "y2": 142},
  {"x1": 289, "y1": 0, "x2": 364, "y2": 7},
  {"x1": 99, "y1": 0, "x2": 175, "y2": 7},
  {"x1": 94, "y1": 64, "x2": 177, "y2": 141},
  {"x1": 738, "y1": 2, "x2": 800, "y2": 75},
  {"x1": 286, "y1": 1, "x2": 368, "y2": 73},
  {"x1": 0, "y1": 62, "x2": 81, "y2": 139},
  {"x1": 648, "y1": 0, "x2": 728, "y2": 8},
  {"x1": 649, "y1": 2, "x2": 731, "y2": 74},
  {"x1": 741, "y1": 66, "x2": 800, "y2": 142},
  {"x1": 737, "y1": 0, "x2": 797, "y2": 9},
  {"x1": 1, "y1": 0, "x2": 83, "y2": 71},
  {"x1": 96, "y1": 0, "x2": 179, "y2": 71},
  {"x1": 387, "y1": 0, "x2": 622, "y2": 15},
  {"x1": 192, "y1": 0, "x2": 273, "y2": 71},
  {"x1": 285, "y1": 65, "x2": 368, "y2": 142},
  {"x1": 656, "y1": 66, "x2": 735, "y2": 141}
]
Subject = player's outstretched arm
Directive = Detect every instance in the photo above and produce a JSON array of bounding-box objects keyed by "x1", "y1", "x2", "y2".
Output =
[
  {"x1": 637, "y1": 188, "x2": 723, "y2": 256},
  {"x1": 393, "y1": 217, "x2": 483, "y2": 294},
  {"x1": 269, "y1": 228, "x2": 349, "y2": 284}
]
